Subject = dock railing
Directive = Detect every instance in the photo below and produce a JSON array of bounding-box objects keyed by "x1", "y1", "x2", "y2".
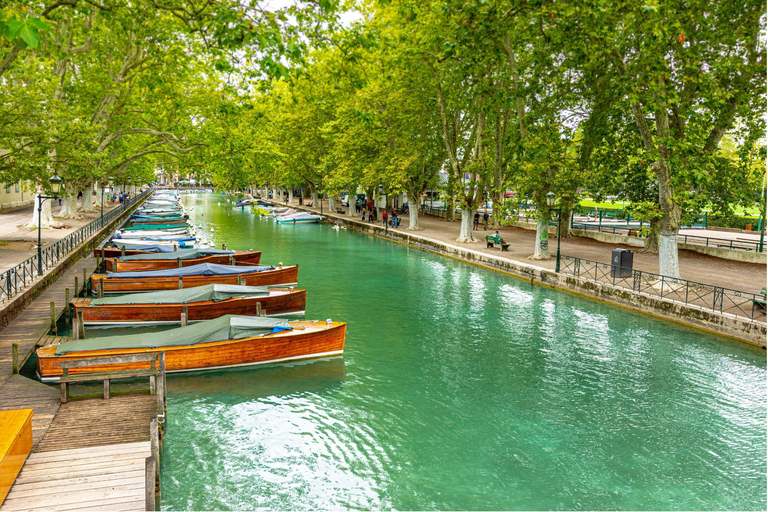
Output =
[
  {"x1": 559, "y1": 254, "x2": 767, "y2": 323},
  {"x1": 0, "y1": 189, "x2": 150, "y2": 303}
]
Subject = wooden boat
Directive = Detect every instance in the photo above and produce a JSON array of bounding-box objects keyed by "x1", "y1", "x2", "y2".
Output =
[
  {"x1": 36, "y1": 316, "x2": 346, "y2": 381},
  {"x1": 73, "y1": 285, "x2": 306, "y2": 325},
  {"x1": 104, "y1": 249, "x2": 262, "y2": 272},
  {"x1": 90, "y1": 263, "x2": 299, "y2": 293},
  {"x1": 0, "y1": 409, "x2": 33, "y2": 503},
  {"x1": 131, "y1": 217, "x2": 187, "y2": 226}
]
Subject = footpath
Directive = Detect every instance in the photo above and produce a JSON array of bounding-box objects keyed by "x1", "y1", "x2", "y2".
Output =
[{"x1": 282, "y1": 198, "x2": 766, "y2": 346}]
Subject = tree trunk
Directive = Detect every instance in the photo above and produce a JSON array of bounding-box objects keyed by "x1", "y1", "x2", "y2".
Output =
[
  {"x1": 532, "y1": 217, "x2": 551, "y2": 259},
  {"x1": 311, "y1": 190, "x2": 318, "y2": 207},
  {"x1": 288, "y1": 189, "x2": 293, "y2": 204},
  {"x1": 328, "y1": 197, "x2": 336, "y2": 211},
  {"x1": 23, "y1": 189, "x2": 61, "y2": 229},
  {"x1": 657, "y1": 162, "x2": 682, "y2": 278},
  {"x1": 93, "y1": 182, "x2": 102, "y2": 207},
  {"x1": 79, "y1": 187, "x2": 95, "y2": 212},
  {"x1": 560, "y1": 209, "x2": 573, "y2": 238},
  {"x1": 642, "y1": 218, "x2": 661, "y2": 253},
  {"x1": 407, "y1": 189, "x2": 421, "y2": 230},
  {"x1": 457, "y1": 211, "x2": 475, "y2": 242},
  {"x1": 58, "y1": 191, "x2": 81, "y2": 218}
]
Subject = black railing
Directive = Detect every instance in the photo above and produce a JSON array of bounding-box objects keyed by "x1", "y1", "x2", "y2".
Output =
[
  {"x1": 559, "y1": 254, "x2": 767, "y2": 322},
  {"x1": 0, "y1": 189, "x2": 150, "y2": 302}
]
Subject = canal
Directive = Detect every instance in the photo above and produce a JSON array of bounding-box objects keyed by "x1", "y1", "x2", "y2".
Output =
[{"x1": 158, "y1": 193, "x2": 765, "y2": 510}]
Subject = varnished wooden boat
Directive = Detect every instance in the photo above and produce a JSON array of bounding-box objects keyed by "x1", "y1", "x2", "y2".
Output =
[
  {"x1": 90, "y1": 264, "x2": 299, "y2": 293},
  {"x1": 36, "y1": 317, "x2": 346, "y2": 381},
  {"x1": 104, "y1": 250, "x2": 262, "y2": 272},
  {"x1": 131, "y1": 217, "x2": 187, "y2": 226},
  {"x1": 73, "y1": 287, "x2": 306, "y2": 325}
]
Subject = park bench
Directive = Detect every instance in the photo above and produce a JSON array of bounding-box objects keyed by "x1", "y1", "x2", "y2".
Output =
[
  {"x1": 486, "y1": 235, "x2": 510, "y2": 251},
  {"x1": 751, "y1": 287, "x2": 766, "y2": 316},
  {"x1": 336, "y1": 207, "x2": 345, "y2": 214},
  {"x1": 59, "y1": 352, "x2": 165, "y2": 404}
]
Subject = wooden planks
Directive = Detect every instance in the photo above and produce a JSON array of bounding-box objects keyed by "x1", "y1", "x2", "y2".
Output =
[
  {"x1": 0, "y1": 257, "x2": 98, "y2": 378},
  {"x1": 0, "y1": 441, "x2": 150, "y2": 512},
  {"x1": 0, "y1": 409, "x2": 33, "y2": 505},
  {"x1": 0, "y1": 376, "x2": 59, "y2": 449},
  {"x1": 35, "y1": 395, "x2": 157, "y2": 453}
]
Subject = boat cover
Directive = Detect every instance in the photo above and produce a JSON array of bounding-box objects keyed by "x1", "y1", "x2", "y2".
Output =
[
  {"x1": 54, "y1": 315, "x2": 291, "y2": 354},
  {"x1": 106, "y1": 244, "x2": 180, "y2": 253},
  {"x1": 119, "y1": 248, "x2": 235, "y2": 261},
  {"x1": 105, "y1": 262, "x2": 276, "y2": 278},
  {"x1": 123, "y1": 223, "x2": 188, "y2": 231},
  {"x1": 90, "y1": 283, "x2": 270, "y2": 305}
]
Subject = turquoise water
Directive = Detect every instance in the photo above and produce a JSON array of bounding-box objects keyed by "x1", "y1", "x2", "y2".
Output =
[{"x1": 159, "y1": 193, "x2": 766, "y2": 511}]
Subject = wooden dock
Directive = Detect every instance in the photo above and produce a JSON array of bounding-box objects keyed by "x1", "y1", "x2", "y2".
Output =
[{"x1": 0, "y1": 249, "x2": 164, "y2": 510}]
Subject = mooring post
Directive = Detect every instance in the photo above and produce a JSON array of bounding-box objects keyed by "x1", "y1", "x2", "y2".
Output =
[
  {"x1": 11, "y1": 343, "x2": 19, "y2": 374},
  {"x1": 158, "y1": 352, "x2": 166, "y2": 414},
  {"x1": 83, "y1": 268, "x2": 87, "y2": 295},
  {"x1": 256, "y1": 302, "x2": 262, "y2": 317},
  {"x1": 181, "y1": 305, "x2": 188, "y2": 326},
  {"x1": 121, "y1": 246, "x2": 126, "y2": 257},
  {"x1": 97, "y1": 278, "x2": 104, "y2": 298},
  {"x1": 74, "y1": 276, "x2": 79, "y2": 298},
  {"x1": 229, "y1": 255, "x2": 235, "y2": 266},
  {"x1": 237, "y1": 275, "x2": 243, "y2": 286},
  {"x1": 150, "y1": 416, "x2": 160, "y2": 473},
  {"x1": 145, "y1": 456, "x2": 156, "y2": 511},
  {"x1": 64, "y1": 288, "x2": 70, "y2": 325},
  {"x1": 173, "y1": 244, "x2": 177, "y2": 252},
  {"x1": 76, "y1": 311, "x2": 85, "y2": 339},
  {"x1": 177, "y1": 258, "x2": 182, "y2": 268},
  {"x1": 178, "y1": 276, "x2": 183, "y2": 289},
  {"x1": 50, "y1": 301, "x2": 57, "y2": 335}
]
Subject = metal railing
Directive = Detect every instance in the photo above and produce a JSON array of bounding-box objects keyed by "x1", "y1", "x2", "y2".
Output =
[
  {"x1": 0, "y1": 189, "x2": 150, "y2": 302},
  {"x1": 559, "y1": 254, "x2": 767, "y2": 322}
]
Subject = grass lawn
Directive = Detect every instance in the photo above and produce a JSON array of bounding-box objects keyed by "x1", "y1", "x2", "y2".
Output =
[{"x1": 578, "y1": 199, "x2": 630, "y2": 210}]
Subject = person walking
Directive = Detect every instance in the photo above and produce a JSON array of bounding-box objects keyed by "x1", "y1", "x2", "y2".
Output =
[
  {"x1": 483, "y1": 212, "x2": 489, "y2": 230},
  {"x1": 382, "y1": 209, "x2": 388, "y2": 227},
  {"x1": 473, "y1": 211, "x2": 480, "y2": 231}
]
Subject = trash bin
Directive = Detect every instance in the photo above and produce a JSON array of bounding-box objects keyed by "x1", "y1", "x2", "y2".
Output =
[{"x1": 611, "y1": 249, "x2": 633, "y2": 278}]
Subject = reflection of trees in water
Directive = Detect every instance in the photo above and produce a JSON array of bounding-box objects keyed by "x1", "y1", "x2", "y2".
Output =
[{"x1": 167, "y1": 357, "x2": 346, "y2": 401}]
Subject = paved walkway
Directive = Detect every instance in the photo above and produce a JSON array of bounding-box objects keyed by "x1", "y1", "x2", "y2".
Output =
[
  {"x1": 291, "y1": 199, "x2": 765, "y2": 294},
  {"x1": 0, "y1": 199, "x2": 121, "y2": 274}
]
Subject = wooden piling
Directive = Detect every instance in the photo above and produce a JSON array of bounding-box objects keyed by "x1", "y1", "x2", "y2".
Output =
[
  {"x1": 158, "y1": 352, "x2": 166, "y2": 414},
  {"x1": 121, "y1": 246, "x2": 126, "y2": 257},
  {"x1": 49, "y1": 301, "x2": 56, "y2": 335},
  {"x1": 104, "y1": 379, "x2": 110, "y2": 399},
  {"x1": 145, "y1": 456, "x2": 156, "y2": 511},
  {"x1": 76, "y1": 311, "x2": 85, "y2": 340},
  {"x1": 237, "y1": 275, "x2": 243, "y2": 286},
  {"x1": 179, "y1": 276, "x2": 183, "y2": 289},
  {"x1": 82, "y1": 268, "x2": 87, "y2": 296},
  {"x1": 64, "y1": 287, "x2": 70, "y2": 325},
  {"x1": 229, "y1": 255, "x2": 235, "y2": 266},
  {"x1": 97, "y1": 278, "x2": 104, "y2": 298},
  {"x1": 177, "y1": 258, "x2": 182, "y2": 268},
  {"x1": 181, "y1": 305, "x2": 188, "y2": 326},
  {"x1": 256, "y1": 302, "x2": 262, "y2": 317},
  {"x1": 11, "y1": 343, "x2": 19, "y2": 374}
]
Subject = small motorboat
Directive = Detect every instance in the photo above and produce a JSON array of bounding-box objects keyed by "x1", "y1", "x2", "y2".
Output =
[
  {"x1": 90, "y1": 262, "x2": 299, "y2": 293},
  {"x1": 36, "y1": 315, "x2": 346, "y2": 381},
  {"x1": 72, "y1": 284, "x2": 306, "y2": 325},
  {"x1": 275, "y1": 212, "x2": 324, "y2": 224}
]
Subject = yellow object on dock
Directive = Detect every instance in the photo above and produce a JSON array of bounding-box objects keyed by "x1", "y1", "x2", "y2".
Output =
[{"x1": 0, "y1": 409, "x2": 33, "y2": 505}]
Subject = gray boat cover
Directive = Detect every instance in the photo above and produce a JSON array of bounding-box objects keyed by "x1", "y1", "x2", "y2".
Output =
[
  {"x1": 105, "y1": 262, "x2": 275, "y2": 279},
  {"x1": 119, "y1": 248, "x2": 235, "y2": 261},
  {"x1": 54, "y1": 315, "x2": 291, "y2": 354},
  {"x1": 90, "y1": 284, "x2": 270, "y2": 305},
  {"x1": 107, "y1": 244, "x2": 178, "y2": 253}
]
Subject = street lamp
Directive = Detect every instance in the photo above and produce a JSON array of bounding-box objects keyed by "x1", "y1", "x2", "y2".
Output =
[
  {"x1": 37, "y1": 172, "x2": 64, "y2": 275},
  {"x1": 101, "y1": 176, "x2": 114, "y2": 227},
  {"x1": 546, "y1": 191, "x2": 562, "y2": 273}
]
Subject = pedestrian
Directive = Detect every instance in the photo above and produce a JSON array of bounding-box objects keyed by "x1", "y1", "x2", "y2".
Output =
[
  {"x1": 362, "y1": 210, "x2": 366, "y2": 222},
  {"x1": 473, "y1": 211, "x2": 480, "y2": 231},
  {"x1": 483, "y1": 212, "x2": 489, "y2": 230},
  {"x1": 391, "y1": 212, "x2": 398, "y2": 228},
  {"x1": 382, "y1": 209, "x2": 388, "y2": 227},
  {"x1": 221, "y1": 244, "x2": 227, "y2": 250}
]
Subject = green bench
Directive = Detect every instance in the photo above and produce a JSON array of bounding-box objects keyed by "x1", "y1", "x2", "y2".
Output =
[{"x1": 486, "y1": 235, "x2": 510, "y2": 251}]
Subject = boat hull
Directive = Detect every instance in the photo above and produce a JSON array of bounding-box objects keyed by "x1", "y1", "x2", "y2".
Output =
[
  {"x1": 104, "y1": 251, "x2": 262, "y2": 272},
  {"x1": 90, "y1": 265, "x2": 299, "y2": 293},
  {"x1": 36, "y1": 321, "x2": 346, "y2": 380},
  {"x1": 73, "y1": 288, "x2": 306, "y2": 325},
  {"x1": 131, "y1": 218, "x2": 187, "y2": 226}
]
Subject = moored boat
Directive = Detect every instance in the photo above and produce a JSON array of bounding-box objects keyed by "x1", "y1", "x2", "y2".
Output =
[
  {"x1": 90, "y1": 263, "x2": 299, "y2": 293},
  {"x1": 36, "y1": 315, "x2": 346, "y2": 381},
  {"x1": 104, "y1": 248, "x2": 262, "y2": 272},
  {"x1": 73, "y1": 284, "x2": 306, "y2": 325},
  {"x1": 275, "y1": 212, "x2": 324, "y2": 224}
]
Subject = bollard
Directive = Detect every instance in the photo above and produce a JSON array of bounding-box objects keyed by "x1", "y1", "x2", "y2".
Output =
[
  {"x1": 50, "y1": 301, "x2": 57, "y2": 335},
  {"x1": 64, "y1": 288, "x2": 70, "y2": 325},
  {"x1": 76, "y1": 311, "x2": 85, "y2": 340},
  {"x1": 11, "y1": 343, "x2": 19, "y2": 374}
]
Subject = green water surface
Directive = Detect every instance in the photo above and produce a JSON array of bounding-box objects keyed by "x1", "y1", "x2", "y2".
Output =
[{"x1": 158, "y1": 193, "x2": 766, "y2": 511}]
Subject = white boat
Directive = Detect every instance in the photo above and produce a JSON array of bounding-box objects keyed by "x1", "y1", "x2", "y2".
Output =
[
  {"x1": 116, "y1": 229, "x2": 190, "y2": 238},
  {"x1": 275, "y1": 212, "x2": 324, "y2": 224},
  {"x1": 112, "y1": 238, "x2": 198, "y2": 248}
]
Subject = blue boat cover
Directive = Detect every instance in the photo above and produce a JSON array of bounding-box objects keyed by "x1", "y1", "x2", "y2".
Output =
[
  {"x1": 106, "y1": 262, "x2": 276, "y2": 279},
  {"x1": 119, "y1": 248, "x2": 235, "y2": 261}
]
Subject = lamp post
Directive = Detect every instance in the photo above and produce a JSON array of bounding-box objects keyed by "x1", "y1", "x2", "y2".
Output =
[
  {"x1": 546, "y1": 191, "x2": 562, "y2": 273},
  {"x1": 101, "y1": 176, "x2": 114, "y2": 227},
  {"x1": 37, "y1": 172, "x2": 64, "y2": 275}
]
